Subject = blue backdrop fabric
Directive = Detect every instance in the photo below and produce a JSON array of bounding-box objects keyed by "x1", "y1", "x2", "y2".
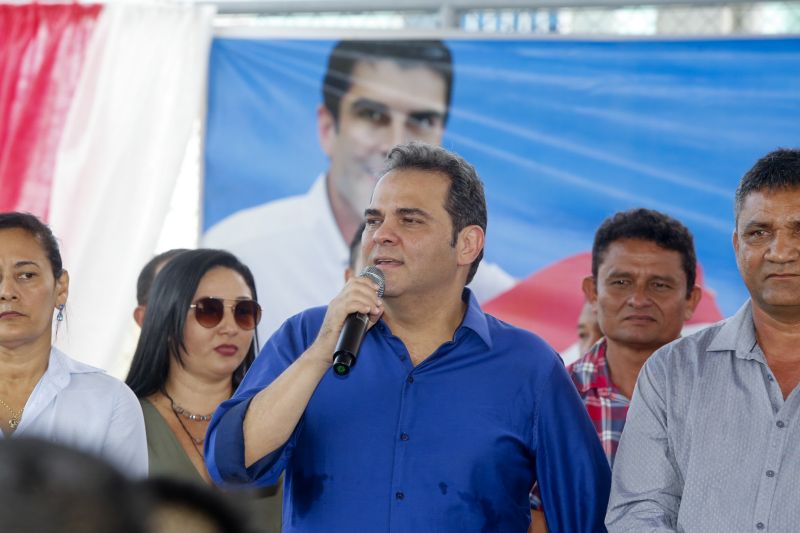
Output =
[{"x1": 204, "y1": 37, "x2": 800, "y2": 317}]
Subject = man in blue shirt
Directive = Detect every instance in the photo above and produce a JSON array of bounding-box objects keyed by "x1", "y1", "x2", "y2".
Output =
[{"x1": 206, "y1": 142, "x2": 610, "y2": 532}]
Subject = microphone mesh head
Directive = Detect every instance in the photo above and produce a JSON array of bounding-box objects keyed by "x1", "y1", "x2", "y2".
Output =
[{"x1": 359, "y1": 266, "x2": 385, "y2": 298}]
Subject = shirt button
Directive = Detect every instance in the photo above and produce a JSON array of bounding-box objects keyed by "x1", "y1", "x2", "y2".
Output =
[
  {"x1": 766, "y1": 470, "x2": 775, "y2": 478},
  {"x1": 777, "y1": 420, "x2": 786, "y2": 428},
  {"x1": 768, "y1": 375, "x2": 775, "y2": 382},
  {"x1": 400, "y1": 433, "x2": 409, "y2": 441},
  {"x1": 756, "y1": 522, "x2": 765, "y2": 530},
  {"x1": 395, "y1": 491, "x2": 405, "y2": 500},
  {"x1": 407, "y1": 375, "x2": 414, "y2": 384}
]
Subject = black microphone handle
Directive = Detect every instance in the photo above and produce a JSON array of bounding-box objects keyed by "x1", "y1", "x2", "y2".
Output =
[{"x1": 332, "y1": 312, "x2": 370, "y2": 376}]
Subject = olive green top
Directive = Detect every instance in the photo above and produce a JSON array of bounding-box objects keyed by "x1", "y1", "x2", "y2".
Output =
[{"x1": 140, "y1": 399, "x2": 282, "y2": 533}]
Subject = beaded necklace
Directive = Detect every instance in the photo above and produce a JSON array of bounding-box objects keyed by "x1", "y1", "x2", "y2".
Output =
[
  {"x1": 0, "y1": 398, "x2": 22, "y2": 430},
  {"x1": 162, "y1": 390, "x2": 209, "y2": 458}
]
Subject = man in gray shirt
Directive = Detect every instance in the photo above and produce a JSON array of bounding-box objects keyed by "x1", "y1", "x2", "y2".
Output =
[{"x1": 606, "y1": 148, "x2": 800, "y2": 532}]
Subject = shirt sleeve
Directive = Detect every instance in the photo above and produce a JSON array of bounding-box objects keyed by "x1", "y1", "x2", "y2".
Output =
[
  {"x1": 205, "y1": 311, "x2": 320, "y2": 488},
  {"x1": 536, "y1": 359, "x2": 611, "y2": 533},
  {"x1": 103, "y1": 379, "x2": 149, "y2": 478},
  {"x1": 605, "y1": 350, "x2": 681, "y2": 532}
]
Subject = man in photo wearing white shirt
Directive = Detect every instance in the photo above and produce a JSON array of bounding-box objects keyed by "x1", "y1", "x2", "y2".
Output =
[{"x1": 203, "y1": 40, "x2": 515, "y2": 340}]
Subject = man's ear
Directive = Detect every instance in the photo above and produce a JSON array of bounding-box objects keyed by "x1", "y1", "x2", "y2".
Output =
[
  {"x1": 684, "y1": 285, "x2": 703, "y2": 321},
  {"x1": 456, "y1": 225, "x2": 485, "y2": 268},
  {"x1": 582, "y1": 275, "x2": 598, "y2": 304},
  {"x1": 318, "y1": 104, "x2": 337, "y2": 158}
]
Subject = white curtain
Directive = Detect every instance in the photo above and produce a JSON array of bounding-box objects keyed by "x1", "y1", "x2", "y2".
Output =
[{"x1": 49, "y1": 3, "x2": 215, "y2": 371}]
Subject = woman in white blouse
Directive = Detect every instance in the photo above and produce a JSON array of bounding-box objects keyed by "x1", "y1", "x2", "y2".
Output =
[{"x1": 0, "y1": 212, "x2": 147, "y2": 477}]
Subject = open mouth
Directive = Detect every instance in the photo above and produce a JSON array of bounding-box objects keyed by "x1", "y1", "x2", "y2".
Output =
[{"x1": 374, "y1": 258, "x2": 403, "y2": 267}]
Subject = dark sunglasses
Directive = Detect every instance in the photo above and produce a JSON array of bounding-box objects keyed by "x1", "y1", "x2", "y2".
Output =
[{"x1": 189, "y1": 297, "x2": 262, "y2": 330}]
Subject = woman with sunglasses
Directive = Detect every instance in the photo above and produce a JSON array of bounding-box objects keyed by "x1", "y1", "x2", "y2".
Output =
[
  {"x1": 125, "y1": 249, "x2": 281, "y2": 532},
  {"x1": 0, "y1": 212, "x2": 147, "y2": 476}
]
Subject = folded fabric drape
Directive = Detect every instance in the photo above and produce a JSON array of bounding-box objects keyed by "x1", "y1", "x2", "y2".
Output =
[
  {"x1": 0, "y1": 3, "x2": 101, "y2": 216},
  {"x1": 49, "y1": 3, "x2": 216, "y2": 371}
]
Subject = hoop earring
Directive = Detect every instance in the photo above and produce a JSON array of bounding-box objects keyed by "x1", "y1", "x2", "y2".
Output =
[{"x1": 56, "y1": 304, "x2": 65, "y2": 322}]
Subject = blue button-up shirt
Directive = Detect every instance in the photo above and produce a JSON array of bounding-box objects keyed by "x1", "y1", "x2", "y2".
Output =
[{"x1": 207, "y1": 291, "x2": 610, "y2": 532}]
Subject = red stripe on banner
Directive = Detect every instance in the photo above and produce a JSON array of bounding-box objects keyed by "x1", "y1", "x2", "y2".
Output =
[{"x1": 0, "y1": 4, "x2": 101, "y2": 219}]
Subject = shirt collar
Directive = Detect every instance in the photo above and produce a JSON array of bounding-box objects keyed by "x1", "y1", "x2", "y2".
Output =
[
  {"x1": 458, "y1": 288, "x2": 493, "y2": 349},
  {"x1": 18, "y1": 347, "x2": 101, "y2": 431},
  {"x1": 706, "y1": 300, "x2": 761, "y2": 360},
  {"x1": 572, "y1": 339, "x2": 618, "y2": 397},
  {"x1": 311, "y1": 173, "x2": 349, "y2": 261},
  {"x1": 46, "y1": 346, "x2": 102, "y2": 384}
]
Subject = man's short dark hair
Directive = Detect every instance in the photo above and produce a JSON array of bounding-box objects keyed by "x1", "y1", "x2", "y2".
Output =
[
  {"x1": 349, "y1": 222, "x2": 366, "y2": 271},
  {"x1": 0, "y1": 438, "x2": 148, "y2": 533},
  {"x1": 322, "y1": 40, "x2": 453, "y2": 126},
  {"x1": 136, "y1": 249, "x2": 188, "y2": 306},
  {"x1": 382, "y1": 142, "x2": 486, "y2": 284},
  {"x1": 734, "y1": 148, "x2": 800, "y2": 223},
  {"x1": 591, "y1": 208, "x2": 697, "y2": 297},
  {"x1": 138, "y1": 477, "x2": 248, "y2": 533}
]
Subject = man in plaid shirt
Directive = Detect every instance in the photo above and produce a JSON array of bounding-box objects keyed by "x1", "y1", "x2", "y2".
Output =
[{"x1": 530, "y1": 208, "x2": 702, "y2": 532}]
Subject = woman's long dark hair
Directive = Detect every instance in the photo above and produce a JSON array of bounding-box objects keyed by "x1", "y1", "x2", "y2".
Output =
[{"x1": 125, "y1": 249, "x2": 259, "y2": 398}]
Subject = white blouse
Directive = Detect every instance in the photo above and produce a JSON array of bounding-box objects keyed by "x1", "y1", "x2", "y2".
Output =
[{"x1": 4, "y1": 347, "x2": 148, "y2": 478}]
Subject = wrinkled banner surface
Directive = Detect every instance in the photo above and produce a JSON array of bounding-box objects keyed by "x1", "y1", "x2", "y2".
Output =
[{"x1": 204, "y1": 37, "x2": 800, "y2": 352}]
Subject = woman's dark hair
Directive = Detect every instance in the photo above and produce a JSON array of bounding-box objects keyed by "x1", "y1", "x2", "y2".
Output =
[
  {"x1": 136, "y1": 248, "x2": 189, "y2": 306},
  {"x1": 125, "y1": 249, "x2": 259, "y2": 398},
  {"x1": 0, "y1": 212, "x2": 64, "y2": 279}
]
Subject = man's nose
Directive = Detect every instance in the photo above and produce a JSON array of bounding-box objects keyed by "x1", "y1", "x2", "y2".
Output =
[
  {"x1": 766, "y1": 231, "x2": 800, "y2": 263},
  {"x1": 372, "y1": 219, "x2": 398, "y2": 245},
  {"x1": 627, "y1": 284, "x2": 652, "y2": 307},
  {"x1": 380, "y1": 115, "x2": 411, "y2": 154}
]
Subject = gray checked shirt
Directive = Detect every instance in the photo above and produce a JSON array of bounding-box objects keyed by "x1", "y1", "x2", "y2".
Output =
[{"x1": 606, "y1": 301, "x2": 800, "y2": 532}]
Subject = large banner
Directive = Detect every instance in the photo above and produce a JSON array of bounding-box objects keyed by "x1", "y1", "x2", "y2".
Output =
[{"x1": 203, "y1": 36, "x2": 800, "y2": 355}]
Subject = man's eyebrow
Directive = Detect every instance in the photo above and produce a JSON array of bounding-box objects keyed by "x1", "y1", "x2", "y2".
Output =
[
  {"x1": 408, "y1": 110, "x2": 445, "y2": 121},
  {"x1": 14, "y1": 260, "x2": 40, "y2": 268},
  {"x1": 397, "y1": 207, "x2": 431, "y2": 219},
  {"x1": 649, "y1": 274, "x2": 679, "y2": 283},
  {"x1": 741, "y1": 220, "x2": 771, "y2": 231},
  {"x1": 364, "y1": 208, "x2": 382, "y2": 218},
  {"x1": 350, "y1": 98, "x2": 389, "y2": 114}
]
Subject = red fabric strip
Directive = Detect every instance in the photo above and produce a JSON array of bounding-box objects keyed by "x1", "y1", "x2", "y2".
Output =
[{"x1": 0, "y1": 3, "x2": 102, "y2": 219}]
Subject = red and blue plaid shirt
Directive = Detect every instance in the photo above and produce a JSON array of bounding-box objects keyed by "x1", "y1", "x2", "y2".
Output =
[
  {"x1": 531, "y1": 338, "x2": 630, "y2": 509},
  {"x1": 568, "y1": 338, "x2": 630, "y2": 467}
]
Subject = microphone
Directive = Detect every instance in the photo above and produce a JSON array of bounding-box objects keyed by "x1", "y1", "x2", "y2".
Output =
[{"x1": 332, "y1": 266, "x2": 385, "y2": 376}]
